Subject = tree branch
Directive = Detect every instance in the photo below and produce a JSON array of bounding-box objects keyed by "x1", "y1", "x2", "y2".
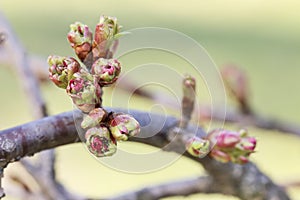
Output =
[
  {"x1": 107, "y1": 176, "x2": 215, "y2": 200},
  {"x1": 0, "y1": 109, "x2": 290, "y2": 200}
]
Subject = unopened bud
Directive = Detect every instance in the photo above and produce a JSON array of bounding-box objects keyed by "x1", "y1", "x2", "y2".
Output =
[
  {"x1": 66, "y1": 71, "x2": 102, "y2": 113},
  {"x1": 91, "y1": 58, "x2": 121, "y2": 86},
  {"x1": 216, "y1": 130, "x2": 240, "y2": 148},
  {"x1": 93, "y1": 15, "x2": 122, "y2": 59},
  {"x1": 109, "y1": 113, "x2": 140, "y2": 141},
  {"x1": 67, "y1": 22, "x2": 93, "y2": 62},
  {"x1": 186, "y1": 137, "x2": 210, "y2": 158},
  {"x1": 210, "y1": 149, "x2": 231, "y2": 163},
  {"x1": 208, "y1": 128, "x2": 257, "y2": 164},
  {"x1": 85, "y1": 126, "x2": 117, "y2": 157},
  {"x1": 81, "y1": 108, "x2": 106, "y2": 129},
  {"x1": 238, "y1": 137, "x2": 256, "y2": 151},
  {"x1": 48, "y1": 55, "x2": 80, "y2": 88}
]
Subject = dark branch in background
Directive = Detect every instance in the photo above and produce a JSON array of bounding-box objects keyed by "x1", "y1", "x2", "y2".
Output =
[
  {"x1": 0, "y1": 109, "x2": 291, "y2": 200},
  {"x1": 220, "y1": 64, "x2": 252, "y2": 115},
  {"x1": 106, "y1": 176, "x2": 215, "y2": 200},
  {"x1": 111, "y1": 67, "x2": 300, "y2": 138},
  {"x1": 207, "y1": 64, "x2": 300, "y2": 137},
  {"x1": 0, "y1": 12, "x2": 46, "y2": 118},
  {"x1": 0, "y1": 12, "x2": 83, "y2": 200},
  {"x1": 200, "y1": 107, "x2": 300, "y2": 137}
]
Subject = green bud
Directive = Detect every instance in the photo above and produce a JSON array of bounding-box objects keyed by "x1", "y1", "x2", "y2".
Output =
[
  {"x1": 91, "y1": 58, "x2": 121, "y2": 86},
  {"x1": 48, "y1": 55, "x2": 80, "y2": 89},
  {"x1": 66, "y1": 71, "x2": 102, "y2": 113},
  {"x1": 94, "y1": 15, "x2": 120, "y2": 45},
  {"x1": 186, "y1": 137, "x2": 210, "y2": 158},
  {"x1": 93, "y1": 15, "x2": 122, "y2": 59},
  {"x1": 85, "y1": 126, "x2": 117, "y2": 157},
  {"x1": 81, "y1": 108, "x2": 106, "y2": 129},
  {"x1": 109, "y1": 113, "x2": 140, "y2": 141},
  {"x1": 67, "y1": 22, "x2": 93, "y2": 62}
]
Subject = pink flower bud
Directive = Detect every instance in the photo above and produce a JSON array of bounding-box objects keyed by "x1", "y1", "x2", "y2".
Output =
[
  {"x1": 85, "y1": 126, "x2": 117, "y2": 157},
  {"x1": 81, "y1": 108, "x2": 106, "y2": 129},
  {"x1": 66, "y1": 71, "x2": 102, "y2": 113},
  {"x1": 48, "y1": 55, "x2": 80, "y2": 88},
  {"x1": 208, "y1": 128, "x2": 257, "y2": 164},
  {"x1": 240, "y1": 137, "x2": 257, "y2": 151},
  {"x1": 216, "y1": 130, "x2": 241, "y2": 148},
  {"x1": 94, "y1": 15, "x2": 120, "y2": 45},
  {"x1": 67, "y1": 22, "x2": 93, "y2": 62},
  {"x1": 210, "y1": 149, "x2": 231, "y2": 163},
  {"x1": 91, "y1": 58, "x2": 121, "y2": 86},
  {"x1": 93, "y1": 15, "x2": 121, "y2": 59},
  {"x1": 109, "y1": 113, "x2": 140, "y2": 141},
  {"x1": 237, "y1": 156, "x2": 249, "y2": 164},
  {"x1": 208, "y1": 129, "x2": 241, "y2": 148},
  {"x1": 186, "y1": 137, "x2": 210, "y2": 158}
]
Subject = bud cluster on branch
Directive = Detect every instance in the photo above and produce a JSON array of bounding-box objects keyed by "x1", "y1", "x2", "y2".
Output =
[
  {"x1": 47, "y1": 14, "x2": 256, "y2": 164},
  {"x1": 47, "y1": 15, "x2": 140, "y2": 157},
  {"x1": 186, "y1": 128, "x2": 256, "y2": 164},
  {"x1": 208, "y1": 129, "x2": 256, "y2": 164}
]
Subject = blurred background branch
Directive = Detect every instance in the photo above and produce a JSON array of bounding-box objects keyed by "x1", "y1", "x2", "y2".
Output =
[{"x1": 0, "y1": 11, "x2": 83, "y2": 200}]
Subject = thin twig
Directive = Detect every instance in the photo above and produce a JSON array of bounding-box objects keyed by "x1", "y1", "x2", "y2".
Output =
[{"x1": 179, "y1": 75, "x2": 196, "y2": 129}]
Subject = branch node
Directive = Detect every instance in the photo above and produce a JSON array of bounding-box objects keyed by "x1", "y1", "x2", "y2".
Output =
[{"x1": 179, "y1": 75, "x2": 196, "y2": 129}]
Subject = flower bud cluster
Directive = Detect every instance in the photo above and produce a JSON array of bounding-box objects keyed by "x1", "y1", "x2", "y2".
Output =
[
  {"x1": 185, "y1": 129, "x2": 256, "y2": 164},
  {"x1": 83, "y1": 108, "x2": 140, "y2": 157},
  {"x1": 48, "y1": 15, "x2": 140, "y2": 157},
  {"x1": 208, "y1": 129, "x2": 256, "y2": 164}
]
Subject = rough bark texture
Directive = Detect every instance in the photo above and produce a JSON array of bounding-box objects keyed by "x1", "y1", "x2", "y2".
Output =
[
  {"x1": 107, "y1": 176, "x2": 215, "y2": 200},
  {"x1": 0, "y1": 109, "x2": 290, "y2": 200},
  {"x1": 0, "y1": 111, "x2": 79, "y2": 168}
]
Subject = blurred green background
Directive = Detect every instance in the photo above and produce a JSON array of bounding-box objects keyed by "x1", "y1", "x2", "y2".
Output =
[{"x1": 0, "y1": 0, "x2": 300, "y2": 199}]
